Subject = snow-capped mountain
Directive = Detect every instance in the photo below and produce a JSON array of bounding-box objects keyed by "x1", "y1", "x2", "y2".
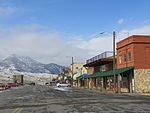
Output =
[{"x1": 0, "y1": 54, "x2": 68, "y2": 74}]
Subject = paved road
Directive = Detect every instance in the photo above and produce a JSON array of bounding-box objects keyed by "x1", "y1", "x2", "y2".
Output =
[{"x1": 0, "y1": 85, "x2": 150, "y2": 113}]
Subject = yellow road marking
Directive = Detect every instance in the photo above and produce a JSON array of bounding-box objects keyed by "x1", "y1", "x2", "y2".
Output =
[
  {"x1": 12, "y1": 108, "x2": 23, "y2": 113},
  {"x1": 142, "y1": 94, "x2": 150, "y2": 95},
  {"x1": 16, "y1": 108, "x2": 23, "y2": 113},
  {"x1": 12, "y1": 108, "x2": 19, "y2": 113}
]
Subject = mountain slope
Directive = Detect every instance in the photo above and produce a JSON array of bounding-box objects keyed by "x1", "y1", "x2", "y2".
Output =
[{"x1": 0, "y1": 54, "x2": 68, "y2": 74}]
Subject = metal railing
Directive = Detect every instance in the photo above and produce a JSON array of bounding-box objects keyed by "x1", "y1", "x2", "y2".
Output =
[{"x1": 86, "y1": 51, "x2": 113, "y2": 64}]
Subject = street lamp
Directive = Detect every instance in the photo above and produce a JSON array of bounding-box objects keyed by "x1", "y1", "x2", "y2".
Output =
[
  {"x1": 71, "y1": 57, "x2": 74, "y2": 86},
  {"x1": 100, "y1": 31, "x2": 116, "y2": 92},
  {"x1": 66, "y1": 56, "x2": 74, "y2": 86}
]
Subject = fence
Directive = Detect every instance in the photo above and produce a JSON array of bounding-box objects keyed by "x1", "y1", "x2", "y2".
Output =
[{"x1": 86, "y1": 51, "x2": 113, "y2": 64}]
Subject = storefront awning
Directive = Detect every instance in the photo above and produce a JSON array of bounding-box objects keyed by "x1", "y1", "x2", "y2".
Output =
[
  {"x1": 76, "y1": 73, "x2": 88, "y2": 80},
  {"x1": 87, "y1": 66, "x2": 134, "y2": 78},
  {"x1": 76, "y1": 75, "x2": 83, "y2": 80},
  {"x1": 66, "y1": 76, "x2": 72, "y2": 79}
]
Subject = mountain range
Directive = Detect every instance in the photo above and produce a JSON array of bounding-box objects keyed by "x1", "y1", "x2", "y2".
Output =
[{"x1": 0, "y1": 54, "x2": 68, "y2": 74}]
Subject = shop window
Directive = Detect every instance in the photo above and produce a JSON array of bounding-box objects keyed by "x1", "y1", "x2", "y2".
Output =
[
  {"x1": 124, "y1": 54, "x2": 127, "y2": 62},
  {"x1": 128, "y1": 52, "x2": 132, "y2": 61},
  {"x1": 119, "y1": 55, "x2": 122, "y2": 64}
]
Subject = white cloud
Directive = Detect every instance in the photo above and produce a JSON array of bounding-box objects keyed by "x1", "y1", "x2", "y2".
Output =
[
  {"x1": 116, "y1": 25, "x2": 150, "y2": 42},
  {"x1": 77, "y1": 25, "x2": 150, "y2": 59},
  {"x1": 117, "y1": 19, "x2": 125, "y2": 24},
  {"x1": 0, "y1": 25, "x2": 150, "y2": 66},
  {"x1": 75, "y1": 37, "x2": 83, "y2": 41},
  {"x1": 77, "y1": 36, "x2": 113, "y2": 55},
  {"x1": 0, "y1": 25, "x2": 89, "y2": 66},
  {"x1": 0, "y1": 6, "x2": 16, "y2": 15}
]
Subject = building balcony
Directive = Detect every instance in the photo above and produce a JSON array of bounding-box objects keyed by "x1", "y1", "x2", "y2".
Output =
[{"x1": 86, "y1": 51, "x2": 113, "y2": 64}]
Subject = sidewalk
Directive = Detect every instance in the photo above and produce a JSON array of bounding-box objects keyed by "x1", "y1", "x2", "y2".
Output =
[{"x1": 74, "y1": 86, "x2": 150, "y2": 96}]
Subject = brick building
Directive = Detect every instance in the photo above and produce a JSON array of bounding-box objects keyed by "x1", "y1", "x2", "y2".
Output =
[{"x1": 117, "y1": 35, "x2": 150, "y2": 93}]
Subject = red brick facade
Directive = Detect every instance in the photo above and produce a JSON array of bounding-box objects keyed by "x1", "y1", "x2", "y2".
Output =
[{"x1": 117, "y1": 35, "x2": 150, "y2": 69}]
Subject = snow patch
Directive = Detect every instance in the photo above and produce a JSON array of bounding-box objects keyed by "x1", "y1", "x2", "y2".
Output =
[{"x1": 53, "y1": 87, "x2": 72, "y2": 92}]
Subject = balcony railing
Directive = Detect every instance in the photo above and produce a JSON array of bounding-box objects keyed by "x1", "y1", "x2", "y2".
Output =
[{"x1": 86, "y1": 51, "x2": 113, "y2": 64}]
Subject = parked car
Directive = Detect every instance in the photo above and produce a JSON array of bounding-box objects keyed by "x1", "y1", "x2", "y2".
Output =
[
  {"x1": 7, "y1": 83, "x2": 19, "y2": 87},
  {"x1": 56, "y1": 82, "x2": 71, "y2": 87}
]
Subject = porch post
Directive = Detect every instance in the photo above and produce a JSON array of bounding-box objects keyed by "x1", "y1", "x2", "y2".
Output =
[
  {"x1": 96, "y1": 77, "x2": 98, "y2": 89},
  {"x1": 89, "y1": 78, "x2": 92, "y2": 89},
  {"x1": 118, "y1": 74, "x2": 121, "y2": 93},
  {"x1": 129, "y1": 70, "x2": 133, "y2": 93},
  {"x1": 102, "y1": 77, "x2": 105, "y2": 91},
  {"x1": 87, "y1": 78, "x2": 89, "y2": 88},
  {"x1": 91, "y1": 78, "x2": 93, "y2": 89}
]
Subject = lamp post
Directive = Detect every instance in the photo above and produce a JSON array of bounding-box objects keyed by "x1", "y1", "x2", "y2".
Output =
[
  {"x1": 113, "y1": 31, "x2": 116, "y2": 92},
  {"x1": 71, "y1": 57, "x2": 74, "y2": 86},
  {"x1": 100, "y1": 31, "x2": 116, "y2": 92},
  {"x1": 66, "y1": 56, "x2": 74, "y2": 85}
]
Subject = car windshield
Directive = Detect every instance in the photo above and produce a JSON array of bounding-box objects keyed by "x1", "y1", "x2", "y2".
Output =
[{"x1": 61, "y1": 82, "x2": 67, "y2": 84}]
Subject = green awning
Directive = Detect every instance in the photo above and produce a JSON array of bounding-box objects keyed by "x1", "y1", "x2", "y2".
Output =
[
  {"x1": 66, "y1": 76, "x2": 72, "y2": 79},
  {"x1": 87, "y1": 66, "x2": 134, "y2": 78},
  {"x1": 76, "y1": 75, "x2": 83, "y2": 80}
]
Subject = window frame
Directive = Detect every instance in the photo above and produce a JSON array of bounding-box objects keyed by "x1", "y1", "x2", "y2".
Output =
[
  {"x1": 124, "y1": 54, "x2": 127, "y2": 63},
  {"x1": 128, "y1": 52, "x2": 132, "y2": 61},
  {"x1": 119, "y1": 55, "x2": 122, "y2": 64}
]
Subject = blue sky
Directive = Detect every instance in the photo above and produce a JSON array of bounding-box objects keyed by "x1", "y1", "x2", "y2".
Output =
[
  {"x1": 1, "y1": 0, "x2": 150, "y2": 35},
  {"x1": 0, "y1": 0, "x2": 150, "y2": 65}
]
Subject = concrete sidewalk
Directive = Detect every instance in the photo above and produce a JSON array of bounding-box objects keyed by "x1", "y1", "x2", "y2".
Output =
[{"x1": 75, "y1": 86, "x2": 150, "y2": 96}]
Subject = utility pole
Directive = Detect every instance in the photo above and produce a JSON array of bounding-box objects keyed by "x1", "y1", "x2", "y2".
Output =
[
  {"x1": 113, "y1": 31, "x2": 116, "y2": 92},
  {"x1": 71, "y1": 57, "x2": 74, "y2": 86},
  {"x1": 99, "y1": 31, "x2": 116, "y2": 93}
]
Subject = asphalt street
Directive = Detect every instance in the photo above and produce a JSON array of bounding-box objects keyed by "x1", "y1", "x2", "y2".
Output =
[{"x1": 0, "y1": 85, "x2": 150, "y2": 113}]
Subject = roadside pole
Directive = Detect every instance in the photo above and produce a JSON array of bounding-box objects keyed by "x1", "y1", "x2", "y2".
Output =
[
  {"x1": 71, "y1": 57, "x2": 74, "y2": 86},
  {"x1": 113, "y1": 31, "x2": 116, "y2": 93}
]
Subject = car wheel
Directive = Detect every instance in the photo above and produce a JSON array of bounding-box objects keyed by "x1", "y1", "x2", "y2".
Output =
[{"x1": 58, "y1": 85, "x2": 61, "y2": 87}]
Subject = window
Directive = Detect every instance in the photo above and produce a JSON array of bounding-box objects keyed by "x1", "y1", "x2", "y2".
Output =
[
  {"x1": 124, "y1": 54, "x2": 127, "y2": 62},
  {"x1": 119, "y1": 55, "x2": 122, "y2": 64},
  {"x1": 128, "y1": 52, "x2": 132, "y2": 61}
]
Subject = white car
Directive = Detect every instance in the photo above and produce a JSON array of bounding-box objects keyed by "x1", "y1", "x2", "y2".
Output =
[{"x1": 56, "y1": 82, "x2": 71, "y2": 87}]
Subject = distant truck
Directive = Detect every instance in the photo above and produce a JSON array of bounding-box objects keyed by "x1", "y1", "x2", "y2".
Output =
[{"x1": 13, "y1": 75, "x2": 24, "y2": 83}]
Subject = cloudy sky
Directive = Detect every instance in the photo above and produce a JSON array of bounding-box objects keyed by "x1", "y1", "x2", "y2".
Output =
[{"x1": 0, "y1": 0, "x2": 150, "y2": 66}]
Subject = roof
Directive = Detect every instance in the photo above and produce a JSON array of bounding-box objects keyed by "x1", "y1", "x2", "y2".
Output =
[
  {"x1": 76, "y1": 75, "x2": 83, "y2": 80},
  {"x1": 117, "y1": 35, "x2": 150, "y2": 50},
  {"x1": 77, "y1": 66, "x2": 134, "y2": 79},
  {"x1": 87, "y1": 66, "x2": 134, "y2": 78},
  {"x1": 76, "y1": 73, "x2": 88, "y2": 80}
]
